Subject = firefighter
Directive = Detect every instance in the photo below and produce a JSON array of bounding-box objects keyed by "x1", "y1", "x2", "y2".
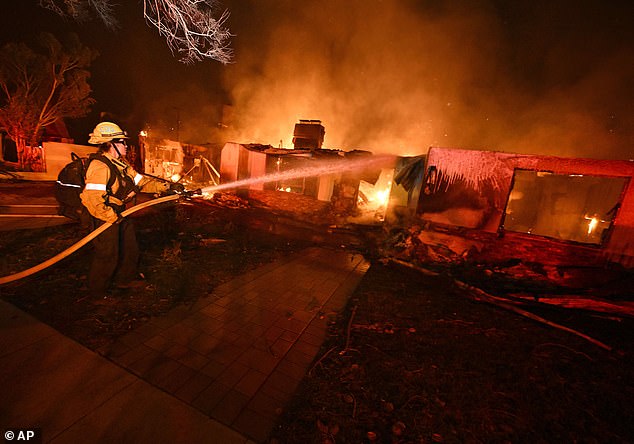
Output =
[{"x1": 80, "y1": 122, "x2": 181, "y2": 298}]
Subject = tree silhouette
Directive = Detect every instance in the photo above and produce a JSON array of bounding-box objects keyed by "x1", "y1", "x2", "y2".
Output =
[
  {"x1": 0, "y1": 33, "x2": 96, "y2": 171},
  {"x1": 38, "y1": 0, "x2": 232, "y2": 64}
]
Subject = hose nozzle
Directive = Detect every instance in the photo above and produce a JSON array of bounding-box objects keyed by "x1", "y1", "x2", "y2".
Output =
[{"x1": 183, "y1": 188, "x2": 202, "y2": 198}]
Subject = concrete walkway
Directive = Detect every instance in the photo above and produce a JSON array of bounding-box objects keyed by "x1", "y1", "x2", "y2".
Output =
[{"x1": 1, "y1": 247, "x2": 369, "y2": 443}]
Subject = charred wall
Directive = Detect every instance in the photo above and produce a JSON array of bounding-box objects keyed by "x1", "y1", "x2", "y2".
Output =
[{"x1": 418, "y1": 147, "x2": 634, "y2": 268}]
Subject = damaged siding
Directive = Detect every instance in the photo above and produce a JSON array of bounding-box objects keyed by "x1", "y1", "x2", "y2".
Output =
[
  {"x1": 420, "y1": 147, "x2": 634, "y2": 268},
  {"x1": 219, "y1": 142, "x2": 268, "y2": 190}
]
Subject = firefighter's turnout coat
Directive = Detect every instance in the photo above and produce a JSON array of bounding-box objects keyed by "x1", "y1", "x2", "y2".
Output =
[{"x1": 81, "y1": 152, "x2": 168, "y2": 223}]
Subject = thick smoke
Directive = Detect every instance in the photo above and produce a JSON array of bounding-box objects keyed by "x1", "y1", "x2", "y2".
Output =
[{"x1": 220, "y1": 0, "x2": 632, "y2": 160}]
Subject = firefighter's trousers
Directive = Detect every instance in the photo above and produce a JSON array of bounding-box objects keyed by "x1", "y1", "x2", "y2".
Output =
[{"x1": 88, "y1": 217, "x2": 140, "y2": 296}]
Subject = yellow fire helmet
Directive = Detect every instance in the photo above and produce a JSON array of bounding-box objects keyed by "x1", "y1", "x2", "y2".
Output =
[{"x1": 88, "y1": 122, "x2": 129, "y2": 144}]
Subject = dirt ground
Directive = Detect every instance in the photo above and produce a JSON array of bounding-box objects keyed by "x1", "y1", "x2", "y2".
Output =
[
  {"x1": 270, "y1": 262, "x2": 633, "y2": 443},
  {"x1": 1, "y1": 187, "x2": 632, "y2": 443}
]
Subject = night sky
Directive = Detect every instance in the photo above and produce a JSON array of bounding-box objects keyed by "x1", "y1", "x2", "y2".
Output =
[{"x1": 2, "y1": 0, "x2": 632, "y2": 160}]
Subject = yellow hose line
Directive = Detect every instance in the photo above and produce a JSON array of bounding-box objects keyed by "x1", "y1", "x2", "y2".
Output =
[{"x1": 0, "y1": 194, "x2": 181, "y2": 286}]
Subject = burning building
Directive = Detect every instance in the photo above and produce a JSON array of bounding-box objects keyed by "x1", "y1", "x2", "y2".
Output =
[
  {"x1": 219, "y1": 118, "x2": 421, "y2": 224},
  {"x1": 139, "y1": 133, "x2": 220, "y2": 185},
  {"x1": 414, "y1": 147, "x2": 634, "y2": 270},
  {"x1": 220, "y1": 142, "x2": 344, "y2": 201},
  {"x1": 219, "y1": 119, "x2": 428, "y2": 225},
  {"x1": 217, "y1": 120, "x2": 634, "y2": 274}
]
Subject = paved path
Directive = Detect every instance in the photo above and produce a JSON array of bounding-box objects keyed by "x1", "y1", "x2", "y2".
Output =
[{"x1": 1, "y1": 247, "x2": 369, "y2": 443}]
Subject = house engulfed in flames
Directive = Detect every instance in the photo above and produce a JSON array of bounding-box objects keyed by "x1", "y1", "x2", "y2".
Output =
[
  {"x1": 219, "y1": 120, "x2": 417, "y2": 224},
  {"x1": 218, "y1": 119, "x2": 634, "y2": 272}
]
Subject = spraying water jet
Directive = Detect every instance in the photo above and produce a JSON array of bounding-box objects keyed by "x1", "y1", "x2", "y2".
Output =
[{"x1": 200, "y1": 154, "x2": 397, "y2": 195}]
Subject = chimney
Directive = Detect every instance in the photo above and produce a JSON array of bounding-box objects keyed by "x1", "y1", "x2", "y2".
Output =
[{"x1": 292, "y1": 120, "x2": 325, "y2": 150}]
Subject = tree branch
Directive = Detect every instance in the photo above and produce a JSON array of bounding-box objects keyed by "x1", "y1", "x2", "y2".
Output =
[
  {"x1": 39, "y1": 0, "x2": 233, "y2": 64},
  {"x1": 143, "y1": 0, "x2": 233, "y2": 64}
]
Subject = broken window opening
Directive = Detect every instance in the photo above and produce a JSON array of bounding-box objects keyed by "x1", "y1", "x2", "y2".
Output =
[
  {"x1": 423, "y1": 166, "x2": 438, "y2": 195},
  {"x1": 266, "y1": 156, "x2": 318, "y2": 197},
  {"x1": 502, "y1": 169, "x2": 628, "y2": 245}
]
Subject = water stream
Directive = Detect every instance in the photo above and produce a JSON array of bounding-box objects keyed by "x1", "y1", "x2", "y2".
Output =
[{"x1": 198, "y1": 154, "x2": 397, "y2": 194}]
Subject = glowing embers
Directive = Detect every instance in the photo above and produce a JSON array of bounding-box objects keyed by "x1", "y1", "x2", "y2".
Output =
[
  {"x1": 355, "y1": 169, "x2": 395, "y2": 223},
  {"x1": 503, "y1": 170, "x2": 627, "y2": 245},
  {"x1": 359, "y1": 180, "x2": 391, "y2": 208},
  {"x1": 584, "y1": 213, "x2": 610, "y2": 237}
]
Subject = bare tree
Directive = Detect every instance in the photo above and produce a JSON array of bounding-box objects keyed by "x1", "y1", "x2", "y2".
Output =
[
  {"x1": 39, "y1": 0, "x2": 233, "y2": 64},
  {"x1": 38, "y1": 0, "x2": 118, "y2": 28},
  {"x1": 0, "y1": 33, "x2": 96, "y2": 171}
]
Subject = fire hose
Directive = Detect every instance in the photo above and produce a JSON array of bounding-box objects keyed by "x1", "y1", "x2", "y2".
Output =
[{"x1": 0, "y1": 193, "x2": 188, "y2": 286}]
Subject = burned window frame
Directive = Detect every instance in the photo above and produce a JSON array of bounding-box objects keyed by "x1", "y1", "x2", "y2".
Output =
[
  {"x1": 265, "y1": 155, "x2": 318, "y2": 197},
  {"x1": 500, "y1": 168, "x2": 630, "y2": 246}
]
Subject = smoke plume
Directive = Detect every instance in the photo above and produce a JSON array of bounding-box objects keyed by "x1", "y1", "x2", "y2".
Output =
[{"x1": 220, "y1": 0, "x2": 633, "y2": 160}]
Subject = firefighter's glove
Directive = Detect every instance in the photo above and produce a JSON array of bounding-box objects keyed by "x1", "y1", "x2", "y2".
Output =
[
  {"x1": 168, "y1": 182, "x2": 186, "y2": 195},
  {"x1": 114, "y1": 215, "x2": 125, "y2": 225},
  {"x1": 182, "y1": 188, "x2": 203, "y2": 199},
  {"x1": 183, "y1": 188, "x2": 203, "y2": 197}
]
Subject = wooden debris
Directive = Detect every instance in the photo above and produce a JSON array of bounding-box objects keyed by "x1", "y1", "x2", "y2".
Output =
[
  {"x1": 509, "y1": 293, "x2": 634, "y2": 318},
  {"x1": 339, "y1": 304, "x2": 358, "y2": 355},
  {"x1": 385, "y1": 257, "x2": 440, "y2": 276},
  {"x1": 454, "y1": 279, "x2": 614, "y2": 351}
]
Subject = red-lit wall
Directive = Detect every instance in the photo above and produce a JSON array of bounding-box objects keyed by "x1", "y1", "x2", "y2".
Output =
[{"x1": 422, "y1": 147, "x2": 634, "y2": 268}]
